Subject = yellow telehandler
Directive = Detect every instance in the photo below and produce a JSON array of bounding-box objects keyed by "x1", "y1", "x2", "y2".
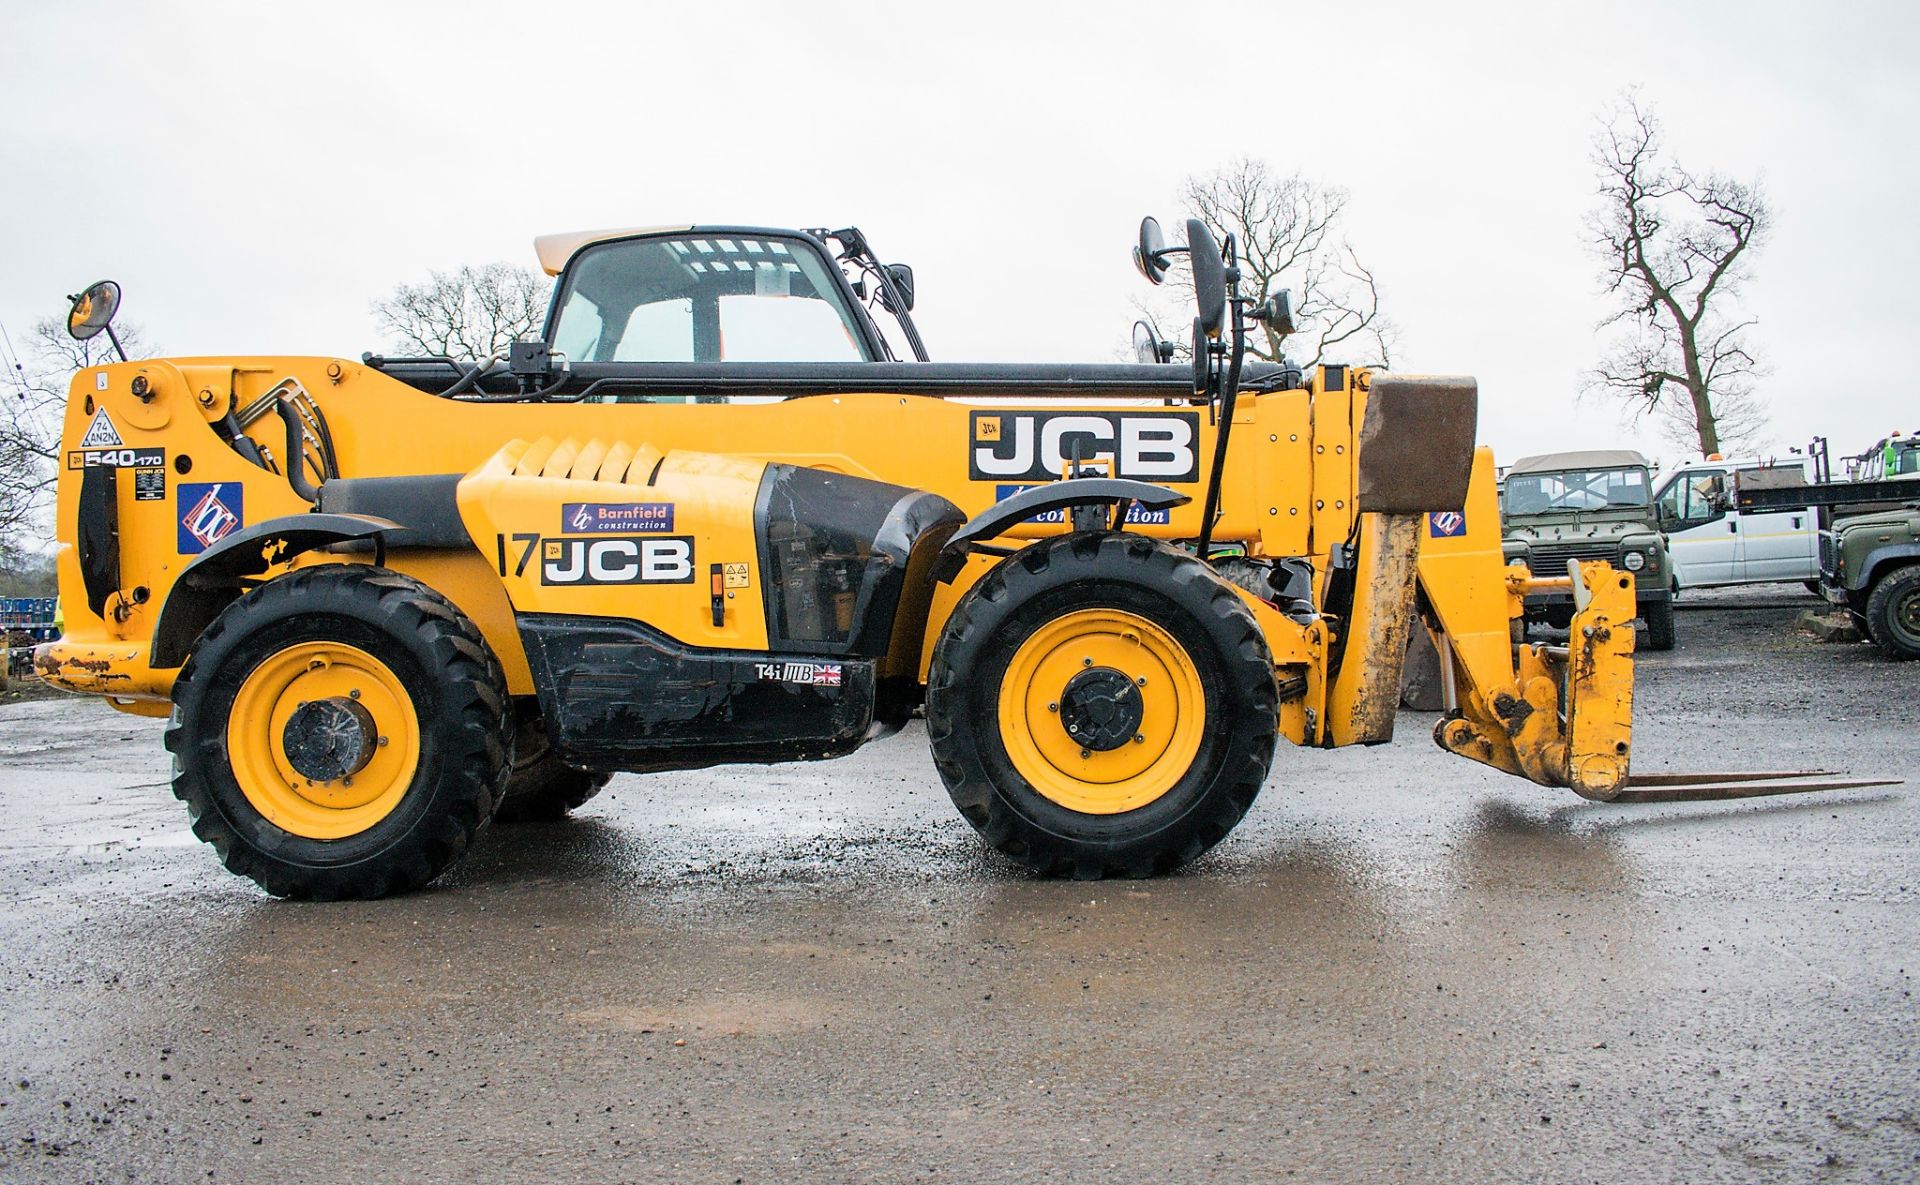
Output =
[{"x1": 35, "y1": 220, "x2": 1880, "y2": 897}]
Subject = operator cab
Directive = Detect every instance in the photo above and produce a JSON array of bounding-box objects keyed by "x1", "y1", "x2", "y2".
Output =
[{"x1": 539, "y1": 225, "x2": 924, "y2": 370}]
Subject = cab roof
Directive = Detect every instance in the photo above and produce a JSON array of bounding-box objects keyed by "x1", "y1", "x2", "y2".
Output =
[
  {"x1": 1507, "y1": 449, "x2": 1649, "y2": 475},
  {"x1": 532, "y1": 225, "x2": 693, "y2": 276}
]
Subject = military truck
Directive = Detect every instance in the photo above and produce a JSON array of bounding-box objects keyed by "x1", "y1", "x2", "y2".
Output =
[
  {"x1": 1817, "y1": 433, "x2": 1920, "y2": 659},
  {"x1": 1724, "y1": 430, "x2": 1919, "y2": 659},
  {"x1": 1500, "y1": 450, "x2": 1674, "y2": 650}
]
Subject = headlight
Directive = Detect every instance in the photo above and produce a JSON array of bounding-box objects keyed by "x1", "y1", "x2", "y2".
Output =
[{"x1": 1623, "y1": 551, "x2": 1646, "y2": 571}]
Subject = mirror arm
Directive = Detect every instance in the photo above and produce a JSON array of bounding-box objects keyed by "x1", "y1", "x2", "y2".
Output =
[
  {"x1": 104, "y1": 325, "x2": 128, "y2": 364},
  {"x1": 1195, "y1": 306, "x2": 1248, "y2": 557},
  {"x1": 872, "y1": 266, "x2": 930, "y2": 362}
]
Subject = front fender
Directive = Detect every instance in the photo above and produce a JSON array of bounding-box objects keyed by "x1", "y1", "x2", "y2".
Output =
[
  {"x1": 933, "y1": 479, "x2": 1189, "y2": 581},
  {"x1": 1857, "y1": 542, "x2": 1920, "y2": 592},
  {"x1": 150, "y1": 512, "x2": 400, "y2": 668}
]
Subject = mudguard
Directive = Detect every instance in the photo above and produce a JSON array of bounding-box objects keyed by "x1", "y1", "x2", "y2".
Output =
[
  {"x1": 934, "y1": 478, "x2": 1189, "y2": 581},
  {"x1": 150, "y1": 512, "x2": 401, "y2": 668},
  {"x1": 1854, "y1": 542, "x2": 1920, "y2": 592}
]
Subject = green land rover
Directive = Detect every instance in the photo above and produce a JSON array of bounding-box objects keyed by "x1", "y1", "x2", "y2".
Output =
[
  {"x1": 1501, "y1": 449, "x2": 1675, "y2": 650},
  {"x1": 1822, "y1": 433, "x2": 1920, "y2": 659}
]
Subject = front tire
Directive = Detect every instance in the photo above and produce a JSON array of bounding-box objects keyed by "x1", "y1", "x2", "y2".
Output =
[
  {"x1": 1640, "y1": 596, "x2": 1676, "y2": 651},
  {"x1": 165, "y1": 566, "x2": 511, "y2": 899},
  {"x1": 926, "y1": 533, "x2": 1277, "y2": 879},
  {"x1": 1864, "y1": 565, "x2": 1920, "y2": 659}
]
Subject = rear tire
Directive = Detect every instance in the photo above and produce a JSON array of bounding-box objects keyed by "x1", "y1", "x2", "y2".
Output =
[
  {"x1": 1640, "y1": 596, "x2": 1676, "y2": 651},
  {"x1": 1864, "y1": 565, "x2": 1920, "y2": 659},
  {"x1": 165, "y1": 566, "x2": 511, "y2": 899},
  {"x1": 926, "y1": 533, "x2": 1276, "y2": 879},
  {"x1": 495, "y1": 703, "x2": 611, "y2": 822}
]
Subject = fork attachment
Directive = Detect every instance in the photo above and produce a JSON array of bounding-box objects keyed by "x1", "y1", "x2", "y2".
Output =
[
  {"x1": 1430, "y1": 559, "x2": 1901, "y2": 804},
  {"x1": 1606, "y1": 770, "x2": 1902, "y2": 803}
]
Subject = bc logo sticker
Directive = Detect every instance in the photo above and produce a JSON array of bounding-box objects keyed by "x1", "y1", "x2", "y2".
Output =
[
  {"x1": 179, "y1": 483, "x2": 244, "y2": 553},
  {"x1": 1428, "y1": 510, "x2": 1467, "y2": 538},
  {"x1": 562, "y1": 502, "x2": 675, "y2": 534}
]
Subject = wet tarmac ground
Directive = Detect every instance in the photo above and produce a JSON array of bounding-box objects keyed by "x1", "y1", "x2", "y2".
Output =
[{"x1": 1, "y1": 588, "x2": 1916, "y2": 1183}]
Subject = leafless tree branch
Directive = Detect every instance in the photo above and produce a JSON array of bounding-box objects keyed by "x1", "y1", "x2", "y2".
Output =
[
  {"x1": 1584, "y1": 91, "x2": 1771, "y2": 456},
  {"x1": 372, "y1": 263, "x2": 552, "y2": 361},
  {"x1": 1, "y1": 319, "x2": 153, "y2": 547},
  {"x1": 1138, "y1": 159, "x2": 1396, "y2": 370}
]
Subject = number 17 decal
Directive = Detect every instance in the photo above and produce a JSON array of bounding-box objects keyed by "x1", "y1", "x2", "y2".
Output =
[{"x1": 495, "y1": 533, "x2": 540, "y2": 576}]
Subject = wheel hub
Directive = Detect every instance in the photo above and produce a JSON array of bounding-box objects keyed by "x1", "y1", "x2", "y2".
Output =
[
  {"x1": 1058, "y1": 667, "x2": 1144, "y2": 752},
  {"x1": 282, "y1": 696, "x2": 379, "y2": 782}
]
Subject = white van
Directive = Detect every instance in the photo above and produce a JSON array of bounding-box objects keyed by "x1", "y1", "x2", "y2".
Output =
[{"x1": 1651, "y1": 456, "x2": 1819, "y2": 591}]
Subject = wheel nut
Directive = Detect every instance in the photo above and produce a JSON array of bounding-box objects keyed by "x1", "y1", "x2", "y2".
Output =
[
  {"x1": 1068, "y1": 724, "x2": 1078, "y2": 734},
  {"x1": 349, "y1": 689, "x2": 361, "y2": 699},
  {"x1": 1136, "y1": 676, "x2": 1147, "y2": 687},
  {"x1": 1133, "y1": 734, "x2": 1145, "y2": 744},
  {"x1": 1079, "y1": 749, "x2": 1091, "y2": 759},
  {"x1": 377, "y1": 736, "x2": 389, "y2": 747},
  {"x1": 1047, "y1": 702, "x2": 1058, "y2": 713},
  {"x1": 1082, "y1": 657, "x2": 1093, "y2": 667}
]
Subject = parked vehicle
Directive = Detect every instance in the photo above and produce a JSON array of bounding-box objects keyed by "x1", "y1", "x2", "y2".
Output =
[
  {"x1": 1651, "y1": 456, "x2": 1819, "y2": 591},
  {"x1": 1500, "y1": 450, "x2": 1674, "y2": 649},
  {"x1": 1731, "y1": 431, "x2": 1920, "y2": 659}
]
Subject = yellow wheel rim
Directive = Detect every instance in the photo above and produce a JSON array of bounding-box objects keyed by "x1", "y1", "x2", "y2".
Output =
[
  {"x1": 225, "y1": 641, "x2": 422, "y2": 840},
  {"x1": 996, "y1": 608, "x2": 1206, "y2": 815}
]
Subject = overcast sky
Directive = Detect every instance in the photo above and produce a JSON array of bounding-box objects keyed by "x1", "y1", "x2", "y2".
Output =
[{"x1": 5, "y1": 0, "x2": 1915, "y2": 470}]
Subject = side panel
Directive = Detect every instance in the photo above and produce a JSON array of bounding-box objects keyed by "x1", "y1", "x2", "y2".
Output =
[{"x1": 518, "y1": 614, "x2": 878, "y2": 772}]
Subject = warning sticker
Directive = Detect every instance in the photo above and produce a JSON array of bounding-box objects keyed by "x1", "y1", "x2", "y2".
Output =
[
  {"x1": 723, "y1": 562, "x2": 751, "y2": 589},
  {"x1": 78, "y1": 408, "x2": 124, "y2": 448}
]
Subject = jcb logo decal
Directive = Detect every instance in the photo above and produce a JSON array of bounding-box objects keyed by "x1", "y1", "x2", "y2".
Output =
[
  {"x1": 497, "y1": 534, "x2": 695, "y2": 585},
  {"x1": 969, "y1": 411, "x2": 1199, "y2": 483}
]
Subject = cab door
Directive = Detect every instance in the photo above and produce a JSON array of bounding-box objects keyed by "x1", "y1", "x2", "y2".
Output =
[
  {"x1": 1657, "y1": 467, "x2": 1737, "y2": 588},
  {"x1": 1733, "y1": 463, "x2": 1817, "y2": 583}
]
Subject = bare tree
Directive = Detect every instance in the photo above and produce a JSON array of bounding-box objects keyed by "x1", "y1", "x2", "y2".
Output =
[
  {"x1": 1, "y1": 318, "x2": 151, "y2": 546},
  {"x1": 372, "y1": 263, "x2": 552, "y2": 360},
  {"x1": 1588, "y1": 93, "x2": 1770, "y2": 457},
  {"x1": 1140, "y1": 160, "x2": 1395, "y2": 369}
]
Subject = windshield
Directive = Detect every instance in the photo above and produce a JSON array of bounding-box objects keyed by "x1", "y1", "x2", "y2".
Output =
[
  {"x1": 549, "y1": 233, "x2": 871, "y2": 364},
  {"x1": 1502, "y1": 467, "x2": 1650, "y2": 514}
]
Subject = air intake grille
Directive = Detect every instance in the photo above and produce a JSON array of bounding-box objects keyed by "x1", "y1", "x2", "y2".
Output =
[
  {"x1": 1818, "y1": 531, "x2": 1837, "y2": 577},
  {"x1": 1524, "y1": 541, "x2": 1621, "y2": 575}
]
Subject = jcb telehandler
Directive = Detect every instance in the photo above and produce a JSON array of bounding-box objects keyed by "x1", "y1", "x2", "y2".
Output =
[{"x1": 37, "y1": 220, "x2": 1883, "y2": 898}]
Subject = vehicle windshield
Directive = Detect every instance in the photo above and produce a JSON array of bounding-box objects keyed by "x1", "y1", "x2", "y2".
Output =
[
  {"x1": 549, "y1": 233, "x2": 872, "y2": 364},
  {"x1": 1502, "y1": 467, "x2": 1650, "y2": 514}
]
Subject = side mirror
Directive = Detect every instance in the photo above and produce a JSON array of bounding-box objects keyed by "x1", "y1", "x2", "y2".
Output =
[
  {"x1": 1190, "y1": 317, "x2": 1214, "y2": 397},
  {"x1": 1134, "y1": 216, "x2": 1171, "y2": 285},
  {"x1": 1186, "y1": 219, "x2": 1226, "y2": 338},
  {"x1": 66, "y1": 280, "x2": 122, "y2": 342},
  {"x1": 881, "y1": 263, "x2": 915, "y2": 312},
  {"x1": 1131, "y1": 320, "x2": 1173, "y2": 365},
  {"x1": 1251, "y1": 284, "x2": 1294, "y2": 336}
]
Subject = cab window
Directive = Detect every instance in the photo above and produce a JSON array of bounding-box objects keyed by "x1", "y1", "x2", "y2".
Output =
[
  {"x1": 549, "y1": 234, "x2": 871, "y2": 366},
  {"x1": 1671, "y1": 469, "x2": 1728, "y2": 524}
]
